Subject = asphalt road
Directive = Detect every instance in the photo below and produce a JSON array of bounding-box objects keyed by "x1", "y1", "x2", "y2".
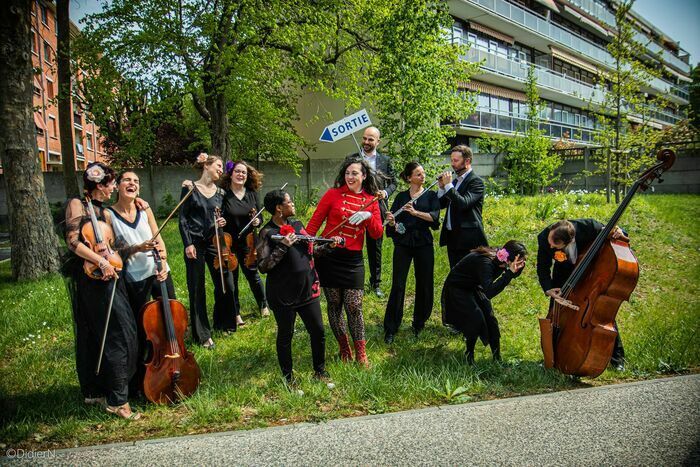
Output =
[{"x1": 5, "y1": 374, "x2": 699, "y2": 466}]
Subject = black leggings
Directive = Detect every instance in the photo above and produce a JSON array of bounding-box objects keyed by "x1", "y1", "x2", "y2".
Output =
[
  {"x1": 271, "y1": 300, "x2": 326, "y2": 379},
  {"x1": 184, "y1": 242, "x2": 237, "y2": 343}
]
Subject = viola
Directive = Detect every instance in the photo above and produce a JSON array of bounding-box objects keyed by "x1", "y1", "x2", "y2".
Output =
[
  {"x1": 244, "y1": 208, "x2": 259, "y2": 268},
  {"x1": 141, "y1": 248, "x2": 200, "y2": 404},
  {"x1": 540, "y1": 148, "x2": 675, "y2": 377},
  {"x1": 212, "y1": 207, "x2": 238, "y2": 272},
  {"x1": 81, "y1": 196, "x2": 123, "y2": 279}
]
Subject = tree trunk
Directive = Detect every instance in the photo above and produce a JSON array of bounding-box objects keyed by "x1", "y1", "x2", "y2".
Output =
[
  {"x1": 203, "y1": 78, "x2": 230, "y2": 160},
  {"x1": 0, "y1": 1, "x2": 60, "y2": 280},
  {"x1": 57, "y1": 0, "x2": 79, "y2": 198}
]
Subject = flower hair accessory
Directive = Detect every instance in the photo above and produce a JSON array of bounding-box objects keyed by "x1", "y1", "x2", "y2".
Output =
[
  {"x1": 496, "y1": 248, "x2": 510, "y2": 263},
  {"x1": 225, "y1": 160, "x2": 235, "y2": 175},
  {"x1": 279, "y1": 224, "x2": 295, "y2": 236},
  {"x1": 85, "y1": 164, "x2": 105, "y2": 183},
  {"x1": 196, "y1": 153, "x2": 208, "y2": 164}
]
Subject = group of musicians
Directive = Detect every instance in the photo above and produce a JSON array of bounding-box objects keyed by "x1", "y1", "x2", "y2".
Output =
[{"x1": 62, "y1": 126, "x2": 628, "y2": 420}]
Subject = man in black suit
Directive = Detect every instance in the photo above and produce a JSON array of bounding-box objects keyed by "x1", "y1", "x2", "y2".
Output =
[
  {"x1": 354, "y1": 126, "x2": 396, "y2": 297},
  {"x1": 437, "y1": 145, "x2": 487, "y2": 269},
  {"x1": 536, "y1": 218, "x2": 626, "y2": 369}
]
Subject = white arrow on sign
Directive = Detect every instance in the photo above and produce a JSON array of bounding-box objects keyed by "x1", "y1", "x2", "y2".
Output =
[{"x1": 319, "y1": 109, "x2": 372, "y2": 143}]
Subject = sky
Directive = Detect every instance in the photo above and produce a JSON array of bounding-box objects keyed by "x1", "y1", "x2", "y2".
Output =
[{"x1": 70, "y1": 0, "x2": 700, "y2": 66}]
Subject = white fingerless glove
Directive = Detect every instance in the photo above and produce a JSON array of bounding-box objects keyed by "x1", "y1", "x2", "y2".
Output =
[{"x1": 348, "y1": 211, "x2": 372, "y2": 225}]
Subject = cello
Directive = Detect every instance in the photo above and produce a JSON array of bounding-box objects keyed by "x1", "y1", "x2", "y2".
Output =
[
  {"x1": 539, "y1": 148, "x2": 675, "y2": 377},
  {"x1": 141, "y1": 248, "x2": 201, "y2": 404}
]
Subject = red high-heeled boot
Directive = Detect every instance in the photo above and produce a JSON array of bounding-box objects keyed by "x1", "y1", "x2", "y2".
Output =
[
  {"x1": 337, "y1": 334, "x2": 353, "y2": 362},
  {"x1": 354, "y1": 340, "x2": 369, "y2": 367}
]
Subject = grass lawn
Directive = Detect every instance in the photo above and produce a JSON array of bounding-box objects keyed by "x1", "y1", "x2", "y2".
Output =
[{"x1": 0, "y1": 192, "x2": 698, "y2": 450}]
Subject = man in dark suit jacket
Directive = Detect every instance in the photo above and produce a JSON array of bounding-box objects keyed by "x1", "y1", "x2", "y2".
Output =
[
  {"x1": 437, "y1": 145, "x2": 487, "y2": 269},
  {"x1": 536, "y1": 218, "x2": 626, "y2": 369},
  {"x1": 352, "y1": 126, "x2": 396, "y2": 297}
]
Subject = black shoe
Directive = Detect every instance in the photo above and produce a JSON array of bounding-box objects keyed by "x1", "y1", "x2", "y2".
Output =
[
  {"x1": 412, "y1": 327, "x2": 421, "y2": 338},
  {"x1": 374, "y1": 287, "x2": 384, "y2": 298},
  {"x1": 314, "y1": 370, "x2": 331, "y2": 381},
  {"x1": 610, "y1": 359, "x2": 625, "y2": 371},
  {"x1": 465, "y1": 351, "x2": 475, "y2": 365},
  {"x1": 492, "y1": 350, "x2": 502, "y2": 362},
  {"x1": 202, "y1": 338, "x2": 216, "y2": 350},
  {"x1": 384, "y1": 334, "x2": 395, "y2": 344}
]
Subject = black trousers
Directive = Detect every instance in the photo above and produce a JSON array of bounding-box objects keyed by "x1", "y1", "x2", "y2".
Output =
[
  {"x1": 184, "y1": 242, "x2": 237, "y2": 344},
  {"x1": 233, "y1": 240, "x2": 267, "y2": 313},
  {"x1": 271, "y1": 300, "x2": 326, "y2": 380},
  {"x1": 366, "y1": 233, "x2": 383, "y2": 287},
  {"x1": 384, "y1": 244, "x2": 434, "y2": 335}
]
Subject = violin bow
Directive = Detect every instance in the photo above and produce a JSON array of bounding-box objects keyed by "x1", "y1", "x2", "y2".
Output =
[
  {"x1": 95, "y1": 276, "x2": 119, "y2": 375},
  {"x1": 324, "y1": 196, "x2": 379, "y2": 237},
  {"x1": 149, "y1": 186, "x2": 195, "y2": 242},
  {"x1": 237, "y1": 182, "x2": 289, "y2": 239},
  {"x1": 213, "y1": 212, "x2": 226, "y2": 293}
]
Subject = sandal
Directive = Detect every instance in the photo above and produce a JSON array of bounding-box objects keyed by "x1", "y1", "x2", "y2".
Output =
[
  {"x1": 106, "y1": 403, "x2": 141, "y2": 420},
  {"x1": 84, "y1": 396, "x2": 106, "y2": 407}
]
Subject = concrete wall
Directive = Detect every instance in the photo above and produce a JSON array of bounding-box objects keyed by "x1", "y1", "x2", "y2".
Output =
[{"x1": 1, "y1": 151, "x2": 697, "y2": 223}]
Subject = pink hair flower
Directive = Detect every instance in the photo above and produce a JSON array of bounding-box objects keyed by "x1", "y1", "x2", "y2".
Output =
[
  {"x1": 196, "y1": 153, "x2": 208, "y2": 164},
  {"x1": 85, "y1": 164, "x2": 105, "y2": 183},
  {"x1": 496, "y1": 248, "x2": 509, "y2": 263}
]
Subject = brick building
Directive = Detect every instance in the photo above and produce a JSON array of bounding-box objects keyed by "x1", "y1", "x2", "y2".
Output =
[{"x1": 31, "y1": 0, "x2": 106, "y2": 172}]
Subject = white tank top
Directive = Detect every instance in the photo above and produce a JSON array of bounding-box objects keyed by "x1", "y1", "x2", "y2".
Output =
[{"x1": 109, "y1": 208, "x2": 169, "y2": 282}]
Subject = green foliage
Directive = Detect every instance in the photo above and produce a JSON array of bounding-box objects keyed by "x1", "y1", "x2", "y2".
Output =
[
  {"x1": 1, "y1": 194, "x2": 698, "y2": 449},
  {"x1": 588, "y1": 0, "x2": 674, "y2": 200},
  {"x1": 156, "y1": 190, "x2": 178, "y2": 220},
  {"x1": 690, "y1": 65, "x2": 700, "y2": 128},
  {"x1": 479, "y1": 66, "x2": 559, "y2": 194}
]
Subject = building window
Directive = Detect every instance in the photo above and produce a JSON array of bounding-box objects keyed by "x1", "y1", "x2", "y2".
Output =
[
  {"x1": 54, "y1": 16, "x2": 58, "y2": 36},
  {"x1": 43, "y1": 40, "x2": 51, "y2": 63},
  {"x1": 38, "y1": 149, "x2": 45, "y2": 166},
  {"x1": 40, "y1": 3, "x2": 48, "y2": 25},
  {"x1": 31, "y1": 29, "x2": 38, "y2": 55},
  {"x1": 46, "y1": 77, "x2": 54, "y2": 99},
  {"x1": 48, "y1": 115, "x2": 57, "y2": 138},
  {"x1": 48, "y1": 151, "x2": 61, "y2": 164},
  {"x1": 33, "y1": 82, "x2": 41, "y2": 96},
  {"x1": 86, "y1": 132, "x2": 93, "y2": 150}
]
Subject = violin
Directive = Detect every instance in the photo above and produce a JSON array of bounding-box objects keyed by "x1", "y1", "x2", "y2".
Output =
[
  {"x1": 81, "y1": 196, "x2": 123, "y2": 279},
  {"x1": 539, "y1": 148, "x2": 676, "y2": 377},
  {"x1": 244, "y1": 208, "x2": 259, "y2": 268},
  {"x1": 212, "y1": 207, "x2": 238, "y2": 272},
  {"x1": 141, "y1": 248, "x2": 200, "y2": 404}
]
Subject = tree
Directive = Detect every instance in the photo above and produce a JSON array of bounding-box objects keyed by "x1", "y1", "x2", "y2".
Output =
[
  {"x1": 589, "y1": 0, "x2": 671, "y2": 203},
  {"x1": 57, "y1": 0, "x2": 79, "y2": 198},
  {"x1": 77, "y1": 0, "x2": 475, "y2": 171},
  {"x1": 479, "y1": 65, "x2": 558, "y2": 194},
  {"x1": 690, "y1": 64, "x2": 700, "y2": 128},
  {"x1": 0, "y1": 1, "x2": 60, "y2": 280}
]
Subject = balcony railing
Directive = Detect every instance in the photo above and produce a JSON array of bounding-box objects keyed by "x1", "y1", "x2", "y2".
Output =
[
  {"x1": 648, "y1": 76, "x2": 690, "y2": 102},
  {"x1": 461, "y1": 109, "x2": 597, "y2": 144},
  {"x1": 567, "y1": 0, "x2": 615, "y2": 27},
  {"x1": 634, "y1": 31, "x2": 690, "y2": 74},
  {"x1": 462, "y1": 44, "x2": 607, "y2": 104},
  {"x1": 469, "y1": 0, "x2": 616, "y2": 68}
]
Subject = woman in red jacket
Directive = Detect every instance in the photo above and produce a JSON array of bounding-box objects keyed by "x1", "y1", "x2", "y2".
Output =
[{"x1": 306, "y1": 157, "x2": 383, "y2": 366}]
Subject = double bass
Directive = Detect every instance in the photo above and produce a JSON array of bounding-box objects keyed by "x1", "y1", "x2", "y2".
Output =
[
  {"x1": 141, "y1": 248, "x2": 201, "y2": 404},
  {"x1": 539, "y1": 148, "x2": 675, "y2": 378}
]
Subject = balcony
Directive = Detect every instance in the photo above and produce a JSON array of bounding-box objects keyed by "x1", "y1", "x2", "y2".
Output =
[
  {"x1": 648, "y1": 76, "x2": 689, "y2": 104},
  {"x1": 460, "y1": 108, "x2": 597, "y2": 144},
  {"x1": 462, "y1": 44, "x2": 606, "y2": 104},
  {"x1": 634, "y1": 31, "x2": 690, "y2": 74},
  {"x1": 567, "y1": 0, "x2": 615, "y2": 28},
  {"x1": 467, "y1": 0, "x2": 616, "y2": 68}
]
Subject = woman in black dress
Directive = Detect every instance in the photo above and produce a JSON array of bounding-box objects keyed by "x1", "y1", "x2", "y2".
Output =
[
  {"x1": 383, "y1": 162, "x2": 440, "y2": 344},
  {"x1": 221, "y1": 160, "x2": 269, "y2": 325},
  {"x1": 256, "y1": 189, "x2": 341, "y2": 383},
  {"x1": 62, "y1": 162, "x2": 142, "y2": 419},
  {"x1": 442, "y1": 240, "x2": 527, "y2": 363},
  {"x1": 179, "y1": 153, "x2": 236, "y2": 349}
]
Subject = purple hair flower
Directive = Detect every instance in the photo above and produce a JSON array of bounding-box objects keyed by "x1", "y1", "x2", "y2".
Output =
[{"x1": 225, "y1": 160, "x2": 235, "y2": 175}]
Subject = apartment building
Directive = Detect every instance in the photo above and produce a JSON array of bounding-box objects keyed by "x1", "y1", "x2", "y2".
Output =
[
  {"x1": 31, "y1": 0, "x2": 106, "y2": 172},
  {"x1": 448, "y1": 0, "x2": 691, "y2": 151}
]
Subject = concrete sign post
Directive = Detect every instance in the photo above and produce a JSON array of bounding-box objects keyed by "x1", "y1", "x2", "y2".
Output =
[{"x1": 319, "y1": 109, "x2": 372, "y2": 152}]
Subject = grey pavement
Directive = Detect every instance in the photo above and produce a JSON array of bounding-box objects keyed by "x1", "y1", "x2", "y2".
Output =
[{"x1": 5, "y1": 374, "x2": 699, "y2": 466}]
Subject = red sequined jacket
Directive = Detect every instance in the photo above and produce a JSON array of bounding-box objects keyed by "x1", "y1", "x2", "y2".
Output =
[{"x1": 306, "y1": 185, "x2": 383, "y2": 251}]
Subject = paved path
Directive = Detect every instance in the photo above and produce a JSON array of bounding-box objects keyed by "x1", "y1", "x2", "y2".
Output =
[{"x1": 6, "y1": 374, "x2": 699, "y2": 466}]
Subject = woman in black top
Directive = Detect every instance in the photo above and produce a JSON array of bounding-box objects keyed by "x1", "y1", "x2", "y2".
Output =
[
  {"x1": 221, "y1": 160, "x2": 269, "y2": 324},
  {"x1": 256, "y1": 189, "x2": 340, "y2": 383},
  {"x1": 442, "y1": 240, "x2": 527, "y2": 364},
  {"x1": 179, "y1": 153, "x2": 236, "y2": 349},
  {"x1": 383, "y1": 162, "x2": 440, "y2": 344}
]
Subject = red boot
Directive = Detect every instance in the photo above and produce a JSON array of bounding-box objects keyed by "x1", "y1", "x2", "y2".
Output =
[
  {"x1": 337, "y1": 334, "x2": 353, "y2": 362},
  {"x1": 354, "y1": 340, "x2": 369, "y2": 367}
]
